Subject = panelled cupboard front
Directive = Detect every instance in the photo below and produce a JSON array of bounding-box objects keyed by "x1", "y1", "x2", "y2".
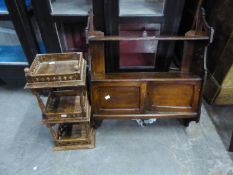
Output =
[{"x1": 92, "y1": 76, "x2": 201, "y2": 119}]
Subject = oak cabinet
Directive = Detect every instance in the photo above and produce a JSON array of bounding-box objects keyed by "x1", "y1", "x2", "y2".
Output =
[
  {"x1": 91, "y1": 74, "x2": 202, "y2": 121},
  {"x1": 85, "y1": 3, "x2": 214, "y2": 126}
]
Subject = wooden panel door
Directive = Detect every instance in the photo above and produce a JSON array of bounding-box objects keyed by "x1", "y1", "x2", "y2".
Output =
[
  {"x1": 147, "y1": 81, "x2": 201, "y2": 112},
  {"x1": 91, "y1": 82, "x2": 147, "y2": 114}
]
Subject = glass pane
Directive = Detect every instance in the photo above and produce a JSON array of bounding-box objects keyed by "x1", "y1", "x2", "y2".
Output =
[
  {"x1": 51, "y1": 0, "x2": 92, "y2": 15},
  {"x1": 31, "y1": 16, "x2": 46, "y2": 53},
  {"x1": 120, "y1": 0, "x2": 166, "y2": 16},
  {"x1": 57, "y1": 23, "x2": 87, "y2": 52},
  {"x1": 119, "y1": 23, "x2": 160, "y2": 69},
  {"x1": 0, "y1": 21, "x2": 27, "y2": 64}
]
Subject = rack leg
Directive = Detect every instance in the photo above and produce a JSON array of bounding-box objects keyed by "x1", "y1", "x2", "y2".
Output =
[{"x1": 80, "y1": 89, "x2": 86, "y2": 116}]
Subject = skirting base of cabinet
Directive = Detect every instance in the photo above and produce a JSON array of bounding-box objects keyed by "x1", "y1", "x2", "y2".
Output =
[{"x1": 93, "y1": 112, "x2": 198, "y2": 120}]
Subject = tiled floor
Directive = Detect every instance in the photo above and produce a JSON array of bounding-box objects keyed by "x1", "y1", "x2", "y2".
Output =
[{"x1": 0, "y1": 85, "x2": 232, "y2": 175}]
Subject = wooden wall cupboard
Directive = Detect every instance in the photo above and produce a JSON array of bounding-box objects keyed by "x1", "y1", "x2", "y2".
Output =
[
  {"x1": 87, "y1": 7, "x2": 214, "y2": 127},
  {"x1": 92, "y1": 76, "x2": 201, "y2": 119}
]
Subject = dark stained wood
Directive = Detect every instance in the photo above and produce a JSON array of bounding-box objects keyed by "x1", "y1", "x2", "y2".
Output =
[
  {"x1": 91, "y1": 77, "x2": 201, "y2": 119},
  {"x1": 156, "y1": 0, "x2": 186, "y2": 71},
  {"x1": 0, "y1": 1, "x2": 40, "y2": 83},
  {"x1": 90, "y1": 42, "x2": 105, "y2": 77},
  {"x1": 181, "y1": 41, "x2": 195, "y2": 73},
  {"x1": 104, "y1": 0, "x2": 120, "y2": 73},
  {"x1": 89, "y1": 35, "x2": 209, "y2": 41},
  {"x1": 87, "y1": 8, "x2": 213, "y2": 126},
  {"x1": 204, "y1": 0, "x2": 233, "y2": 76},
  {"x1": 92, "y1": 0, "x2": 105, "y2": 31},
  {"x1": 31, "y1": 0, "x2": 62, "y2": 53},
  {"x1": 93, "y1": 113, "x2": 197, "y2": 120},
  {"x1": 101, "y1": 0, "x2": 187, "y2": 72},
  {"x1": 4, "y1": 0, "x2": 40, "y2": 65},
  {"x1": 148, "y1": 83, "x2": 200, "y2": 112},
  {"x1": 92, "y1": 82, "x2": 143, "y2": 114},
  {"x1": 91, "y1": 72, "x2": 201, "y2": 82}
]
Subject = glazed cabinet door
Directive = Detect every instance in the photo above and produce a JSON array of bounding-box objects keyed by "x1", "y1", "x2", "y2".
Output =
[
  {"x1": 147, "y1": 81, "x2": 201, "y2": 113},
  {"x1": 91, "y1": 82, "x2": 147, "y2": 114}
]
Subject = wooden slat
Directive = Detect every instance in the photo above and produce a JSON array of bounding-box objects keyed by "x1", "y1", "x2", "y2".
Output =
[
  {"x1": 181, "y1": 41, "x2": 195, "y2": 73},
  {"x1": 93, "y1": 112, "x2": 197, "y2": 120},
  {"x1": 89, "y1": 35, "x2": 209, "y2": 41},
  {"x1": 91, "y1": 72, "x2": 201, "y2": 82}
]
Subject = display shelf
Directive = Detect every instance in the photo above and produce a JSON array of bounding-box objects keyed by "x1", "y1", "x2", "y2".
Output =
[
  {"x1": 119, "y1": 30, "x2": 159, "y2": 69},
  {"x1": 119, "y1": 0, "x2": 165, "y2": 16},
  {"x1": 51, "y1": 0, "x2": 92, "y2": 16}
]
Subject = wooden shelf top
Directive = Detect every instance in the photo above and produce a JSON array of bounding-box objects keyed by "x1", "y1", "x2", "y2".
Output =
[{"x1": 92, "y1": 72, "x2": 202, "y2": 82}]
